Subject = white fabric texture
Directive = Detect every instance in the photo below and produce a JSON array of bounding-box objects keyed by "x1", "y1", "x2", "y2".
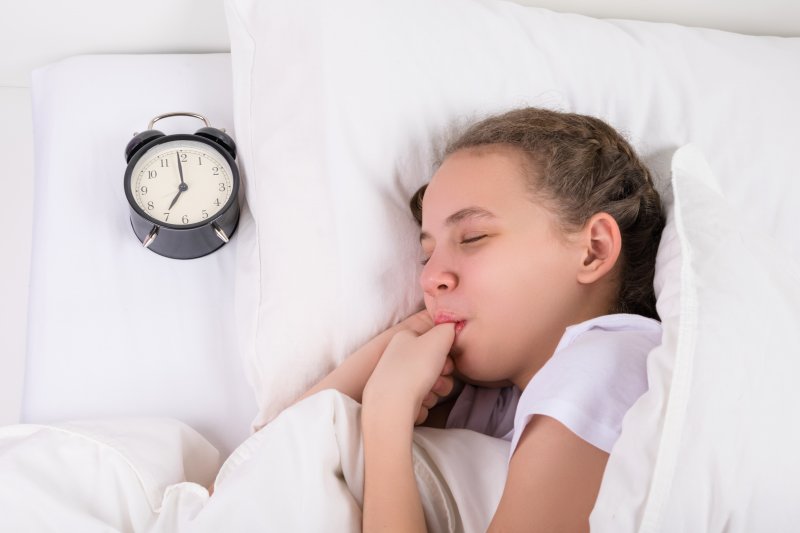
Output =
[
  {"x1": 25, "y1": 54, "x2": 256, "y2": 456},
  {"x1": 590, "y1": 145, "x2": 800, "y2": 531},
  {"x1": 224, "y1": 0, "x2": 800, "y2": 438},
  {"x1": 0, "y1": 391, "x2": 509, "y2": 533},
  {"x1": 191, "y1": 390, "x2": 507, "y2": 532},
  {"x1": 0, "y1": 418, "x2": 218, "y2": 532},
  {"x1": 446, "y1": 314, "x2": 662, "y2": 456},
  {"x1": 510, "y1": 314, "x2": 661, "y2": 456}
]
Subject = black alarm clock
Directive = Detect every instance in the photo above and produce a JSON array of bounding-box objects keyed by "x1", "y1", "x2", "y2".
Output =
[{"x1": 123, "y1": 112, "x2": 240, "y2": 259}]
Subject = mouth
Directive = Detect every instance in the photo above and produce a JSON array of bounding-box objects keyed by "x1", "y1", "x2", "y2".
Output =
[{"x1": 434, "y1": 313, "x2": 467, "y2": 336}]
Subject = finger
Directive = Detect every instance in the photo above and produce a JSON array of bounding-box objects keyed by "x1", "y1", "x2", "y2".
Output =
[
  {"x1": 441, "y1": 356, "x2": 455, "y2": 376},
  {"x1": 420, "y1": 323, "x2": 456, "y2": 352},
  {"x1": 415, "y1": 406, "x2": 429, "y2": 426},
  {"x1": 422, "y1": 391, "x2": 438, "y2": 409},
  {"x1": 432, "y1": 375, "x2": 454, "y2": 397},
  {"x1": 413, "y1": 309, "x2": 434, "y2": 328},
  {"x1": 401, "y1": 309, "x2": 435, "y2": 336}
]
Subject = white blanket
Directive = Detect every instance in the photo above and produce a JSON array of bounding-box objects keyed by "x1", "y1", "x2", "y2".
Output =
[{"x1": 0, "y1": 391, "x2": 508, "y2": 532}]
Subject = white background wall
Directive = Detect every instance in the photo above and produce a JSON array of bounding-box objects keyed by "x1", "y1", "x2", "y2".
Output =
[
  {"x1": 3, "y1": 0, "x2": 800, "y2": 88},
  {"x1": 1, "y1": 0, "x2": 799, "y2": 425}
]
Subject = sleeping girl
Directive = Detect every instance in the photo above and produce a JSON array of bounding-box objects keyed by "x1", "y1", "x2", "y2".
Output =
[{"x1": 298, "y1": 107, "x2": 665, "y2": 532}]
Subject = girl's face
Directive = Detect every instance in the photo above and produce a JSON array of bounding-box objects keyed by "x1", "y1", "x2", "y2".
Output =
[{"x1": 420, "y1": 147, "x2": 589, "y2": 389}]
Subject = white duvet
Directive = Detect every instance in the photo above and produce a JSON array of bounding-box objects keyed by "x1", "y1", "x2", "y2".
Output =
[{"x1": 0, "y1": 391, "x2": 508, "y2": 532}]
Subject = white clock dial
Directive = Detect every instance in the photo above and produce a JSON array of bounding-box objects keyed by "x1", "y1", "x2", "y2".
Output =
[{"x1": 129, "y1": 139, "x2": 234, "y2": 226}]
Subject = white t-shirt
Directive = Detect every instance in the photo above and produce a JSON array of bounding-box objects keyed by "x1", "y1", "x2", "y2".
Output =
[{"x1": 445, "y1": 313, "x2": 662, "y2": 458}]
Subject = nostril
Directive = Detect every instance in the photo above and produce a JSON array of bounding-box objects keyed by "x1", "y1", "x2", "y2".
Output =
[{"x1": 437, "y1": 283, "x2": 448, "y2": 291}]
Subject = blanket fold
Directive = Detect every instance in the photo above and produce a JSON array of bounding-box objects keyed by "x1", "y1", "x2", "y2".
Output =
[{"x1": 0, "y1": 391, "x2": 508, "y2": 532}]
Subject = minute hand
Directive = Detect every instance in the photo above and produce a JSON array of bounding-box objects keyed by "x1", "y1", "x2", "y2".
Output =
[
  {"x1": 168, "y1": 152, "x2": 189, "y2": 210},
  {"x1": 176, "y1": 152, "x2": 187, "y2": 185}
]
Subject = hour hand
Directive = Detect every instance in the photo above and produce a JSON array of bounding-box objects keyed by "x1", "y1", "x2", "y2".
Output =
[{"x1": 168, "y1": 189, "x2": 182, "y2": 211}]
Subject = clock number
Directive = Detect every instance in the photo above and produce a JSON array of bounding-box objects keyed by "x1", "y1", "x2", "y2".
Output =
[
  {"x1": 147, "y1": 201, "x2": 154, "y2": 210},
  {"x1": 219, "y1": 183, "x2": 227, "y2": 192},
  {"x1": 182, "y1": 215, "x2": 190, "y2": 224},
  {"x1": 212, "y1": 167, "x2": 220, "y2": 176},
  {"x1": 197, "y1": 157, "x2": 204, "y2": 166},
  {"x1": 147, "y1": 170, "x2": 158, "y2": 179},
  {"x1": 202, "y1": 209, "x2": 209, "y2": 219},
  {"x1": 163, "y1": 212, "x2": 170, "y2": 222},
  {"x1": 214, "y1": 198, "x2": 221, "y2": 207},
  {"x1": 140, "y1": 185, "x2": 148, "y2": 195},
  {"x1": 180, "y1": 153, "x2": 188, "y2": 163},
  {"x1": 160, "y1": 159, "x2": 169, "y2": 168}
]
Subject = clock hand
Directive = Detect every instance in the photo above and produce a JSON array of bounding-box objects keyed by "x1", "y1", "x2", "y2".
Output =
[
  {"x1": 168, "y1": 189, "x2": 182, "y2": 211},
  {"x1": 167, "y1": 182, "x2": 189, "y2": 211},
  {"x1": 168, "y1": 151, "x2": 190, "y2": 211},
  {"x1": 176, "y1": 152, "x2": 186, "y2": 185}
]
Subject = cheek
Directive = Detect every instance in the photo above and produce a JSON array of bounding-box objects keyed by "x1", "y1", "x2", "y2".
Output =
[
  {"x1": 472, "y1": 252, "x2": 571, "y2": 332},
  {"x1": 423, "y1": 293, "x2": 435, "y2": 314},
  {"x1": 469, "y1": 254, "x2": 533, "y2": 304}
]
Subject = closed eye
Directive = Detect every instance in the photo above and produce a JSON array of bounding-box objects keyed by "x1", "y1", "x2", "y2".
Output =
[
  {"x1": 420, "y1": 235, "x2": 488, "y2": 266},
  {"x1": 461, "y1": 235, "x2": 487, "y2": 244}
]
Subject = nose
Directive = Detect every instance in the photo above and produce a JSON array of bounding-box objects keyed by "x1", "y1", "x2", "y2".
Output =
[{"x1": 420, "y1": 253, "x2": 458, "y2": 296}]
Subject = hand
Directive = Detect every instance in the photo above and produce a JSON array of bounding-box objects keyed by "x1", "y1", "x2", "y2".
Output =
[
  {"x1": 168, "y1": 153, "x2": 189, "y2": 210},
  {"x1": 176, "y1": 151, "x2": 186, "y2": 185},
  {"x1": 363, "y1": 323, "x2": 456, "y2": 426},
  {"x1": 396, "y1": 309, "x2": 435, "y2": 336},
  {"x1": 396, "y1": 309, "x2": 455, "y2": 424},
  {"x1": 417, "y1": 355, "x2": 455, "y2": 425}
]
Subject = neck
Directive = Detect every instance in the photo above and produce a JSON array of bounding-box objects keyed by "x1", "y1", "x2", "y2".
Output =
[{"x1": 511, "y1": 284, "x2": 617, "y2": 391}]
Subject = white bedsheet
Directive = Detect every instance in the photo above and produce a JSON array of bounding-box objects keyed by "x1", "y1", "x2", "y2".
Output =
[{"x1": 0, "y1": 391, "x2": 508, "y2": 532}]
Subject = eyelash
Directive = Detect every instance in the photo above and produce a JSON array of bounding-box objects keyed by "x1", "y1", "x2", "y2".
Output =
[
  {"x1": 462, "y1": 234, "x2": 488, "y2": 245},
  {"x1": 420, "y1": 235, "x2": 487, "y2": 266}
]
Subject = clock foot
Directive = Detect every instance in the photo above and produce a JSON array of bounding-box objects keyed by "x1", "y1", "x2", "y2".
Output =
[
  {"x1": 143, "y1": 226, "x2": 159, "y2": 248},
  {"x1": 212, "y1": 223, "x2": 229, "y2": 243}
]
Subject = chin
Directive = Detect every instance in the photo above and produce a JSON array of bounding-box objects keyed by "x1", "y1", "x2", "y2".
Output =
[{"x1": 451, "y1": 348, "x2": 506, "y2": 387}]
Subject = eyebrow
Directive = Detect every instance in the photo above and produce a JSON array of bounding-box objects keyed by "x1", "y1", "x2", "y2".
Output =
[{"x1": 419, "y1": 206, "x2": 497, "y2": 243}]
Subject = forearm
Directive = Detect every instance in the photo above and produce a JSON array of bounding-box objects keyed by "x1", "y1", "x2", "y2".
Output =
[
  {"x1": 298, "y1": 324, "x2": 401, "y2": 404},
  {"x1": 360, "y1": 323, "x2": 454, "y2": 532},
  {"x1": 362, "y1": 404, "x2": 426, "y2": 533}
]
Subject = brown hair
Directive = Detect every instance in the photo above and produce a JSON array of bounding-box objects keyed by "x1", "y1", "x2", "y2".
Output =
[{"x1": 410, "y1": 107, "x2": 664, "y2": 320}]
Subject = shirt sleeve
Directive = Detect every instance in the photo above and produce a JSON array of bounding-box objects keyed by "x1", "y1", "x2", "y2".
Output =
[{"x1": 508, "y1": 322, "x2": 661, "y2": 457}]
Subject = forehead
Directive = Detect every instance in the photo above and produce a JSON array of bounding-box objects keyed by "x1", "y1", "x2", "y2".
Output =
[{"x1": 422, "y1": 147, "x2": 533, "y2": 220}]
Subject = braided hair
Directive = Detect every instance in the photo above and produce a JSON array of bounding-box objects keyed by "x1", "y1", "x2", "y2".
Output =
[{"x1": 410, "y1": 107, "x2": 665, "y2": 320}]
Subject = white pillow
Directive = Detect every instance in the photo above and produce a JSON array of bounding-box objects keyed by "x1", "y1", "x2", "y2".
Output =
[
  {"x1": 224, "y1": 0, "x2": 800, "y2": 430},
  {"x1": 592, "y1": 144, "x2": 800, "y2": 530},
  {"x1": 25, "y1": 54, "x2": 256, "y2": 456}
]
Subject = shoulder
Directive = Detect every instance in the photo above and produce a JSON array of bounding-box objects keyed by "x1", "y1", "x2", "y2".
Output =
[
  {"x1": 558, "y1": 313, "x2": 662, "y2": 356},
  {"x1": 555, "y1": 313, "x2": 662, "y2": 390},
  {"x1": 510, "y1": 313, "x2": 661, "y2": 455},
  {"x1": 489, "y1": 415, "x2": 609, "y2": 532}
]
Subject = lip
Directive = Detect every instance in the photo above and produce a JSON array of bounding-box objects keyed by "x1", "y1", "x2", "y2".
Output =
[
  {"x1": 434, "y1": 312, "x2": 467, "y2": 336},
  {"x1": 434, "y1": 311, "x2": 462, "y2": 325}
]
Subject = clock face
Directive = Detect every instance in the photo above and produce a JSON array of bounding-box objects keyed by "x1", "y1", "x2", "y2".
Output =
[{"x1": 128, "y1": 139, "x2": 235, "y2": 227}]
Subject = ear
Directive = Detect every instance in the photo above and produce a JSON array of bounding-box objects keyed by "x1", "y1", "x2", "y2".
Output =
[{"x1": 576, "y1": 212, "x2": 622, "y2": 285}]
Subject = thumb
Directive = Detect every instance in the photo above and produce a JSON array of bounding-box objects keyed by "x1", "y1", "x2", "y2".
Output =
[{"x1": 419, "y1": 322, "x2": 456, "y2": 352}]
